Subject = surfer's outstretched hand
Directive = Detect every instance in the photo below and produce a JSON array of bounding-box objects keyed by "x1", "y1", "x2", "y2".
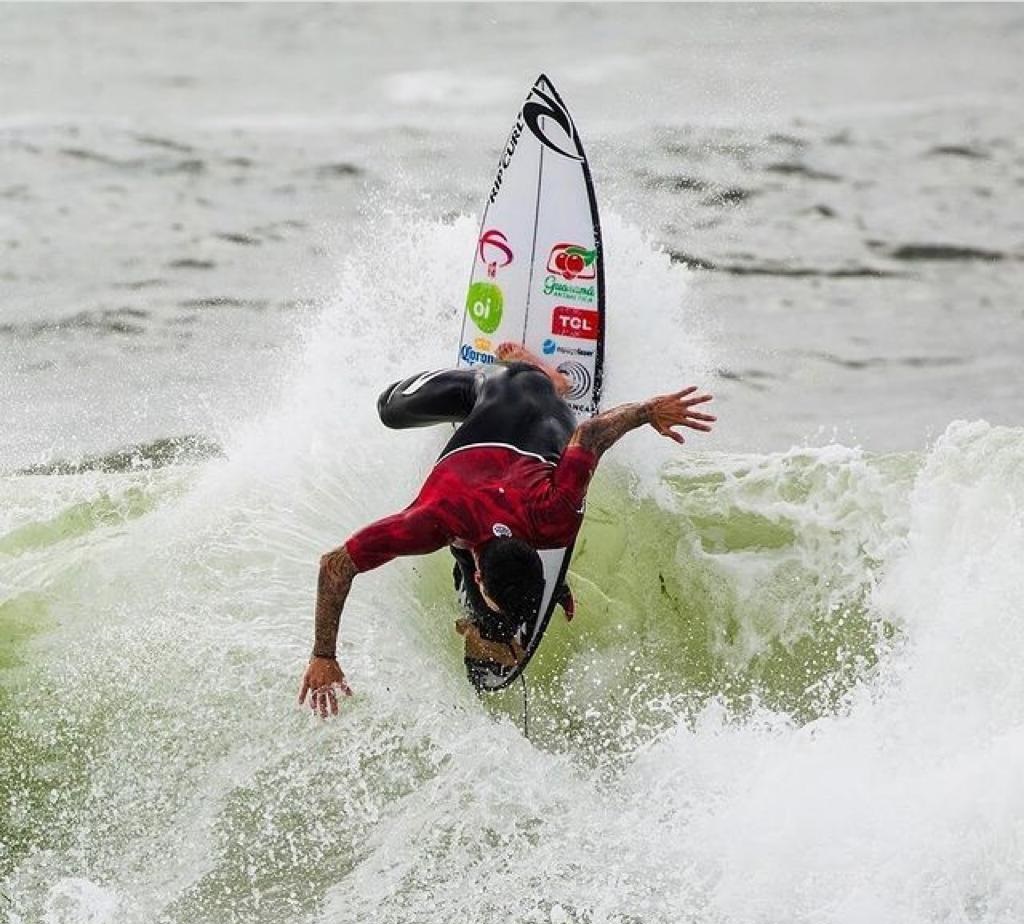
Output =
[
  {"x1": 299, "y1": 656, "x2": 352, "y2": 719},
  {"x1": 647, "y1": 387, "x2": 716, "y2": 444}
]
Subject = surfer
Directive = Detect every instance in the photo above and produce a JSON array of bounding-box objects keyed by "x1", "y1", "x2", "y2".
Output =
[{"x1": 299, "y1": 343, "x2": 715, "y2": 716}]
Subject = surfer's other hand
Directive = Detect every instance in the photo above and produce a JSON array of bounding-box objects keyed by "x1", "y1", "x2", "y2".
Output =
[
  {"x1": 646, "y1": 387, "x2": 716, "y2": 445},
  {"x1": 299, "y1": 656, "x2": 352, "y2": 719}
]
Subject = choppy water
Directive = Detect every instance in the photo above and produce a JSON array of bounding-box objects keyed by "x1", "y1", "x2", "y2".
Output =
[{"x1": 3, "y1": 5, "x2": 1024, "y2": 923}]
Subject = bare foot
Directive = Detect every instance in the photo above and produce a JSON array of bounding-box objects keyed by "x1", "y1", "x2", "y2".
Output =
[
  {"x1": 496, "y1": 342, "x2": 570, "y2": 397},
  {"x1": 496, "y1": 341, "x2": 531, "y2": 363}
]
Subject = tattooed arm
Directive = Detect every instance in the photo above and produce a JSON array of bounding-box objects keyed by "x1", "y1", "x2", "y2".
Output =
[
  {"x1": 312, "y1": 546, "x2": 358, "y2": 659},
  {"x1": 297, "y1": 504, "x2": 450, "y2": 717},
  {"x1": 568, "y1": 386, "x2": 716, "y2": 462},
  {"x1": 298, "y1": 546, "x2": 357, "y2": 718}
]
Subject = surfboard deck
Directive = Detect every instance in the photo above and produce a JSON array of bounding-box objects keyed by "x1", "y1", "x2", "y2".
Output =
[{"x1": 456, "y1": 74, "x2": 605, "y2": 692}]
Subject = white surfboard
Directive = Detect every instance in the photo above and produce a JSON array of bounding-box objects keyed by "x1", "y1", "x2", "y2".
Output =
[{"x1": 457, "y1": 74, "x2": 605, "y2": 691}]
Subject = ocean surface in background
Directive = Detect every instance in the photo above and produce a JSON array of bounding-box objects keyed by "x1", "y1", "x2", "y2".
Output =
[{"x1": 2, "y1": 5, "x2": 1024, "y2": 923}]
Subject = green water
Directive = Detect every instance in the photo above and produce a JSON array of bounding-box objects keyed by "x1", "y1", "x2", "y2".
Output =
[
  {"x1": 0, "y1": 490, "x2": 156, "y2": 559},
  {"x1": 0, "y1": 446, "x2": 928, "y2": 921},
  {"x1": 418, "y1": 454, "x2": 914, "y2": 757},
  {"x1": 0, "y1": 471, "x2": 193, "y2": 881}
]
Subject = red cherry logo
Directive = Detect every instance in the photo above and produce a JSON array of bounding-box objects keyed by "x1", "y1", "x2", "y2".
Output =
[
  {"x1": 565, "y1": 253, "x2": 585, "y2": 278},
  {"x1": 554, "y1": 252, "x2": 568, "y2": 272}
]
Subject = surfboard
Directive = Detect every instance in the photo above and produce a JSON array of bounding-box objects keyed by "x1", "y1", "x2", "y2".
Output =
[{"x1": 456, "y1": 73, "x2": 605, "y2": 692}]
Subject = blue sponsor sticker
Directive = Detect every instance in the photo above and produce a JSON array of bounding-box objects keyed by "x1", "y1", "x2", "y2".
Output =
[
  {"x1": 542, "y1": 338, "x2": 557, "y2": 355},
  {"x1": 461, "y1": 343, "x2": 496, "y2": 365}
]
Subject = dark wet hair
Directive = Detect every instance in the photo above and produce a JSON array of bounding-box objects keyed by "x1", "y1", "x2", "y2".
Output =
[{"x1": 477, "y1": 537, "x2": 544, "y2": 631}]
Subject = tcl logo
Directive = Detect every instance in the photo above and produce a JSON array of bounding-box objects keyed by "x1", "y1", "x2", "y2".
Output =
[{"x1": 551, "y1": 306, "x2": 599, "y2": 341}]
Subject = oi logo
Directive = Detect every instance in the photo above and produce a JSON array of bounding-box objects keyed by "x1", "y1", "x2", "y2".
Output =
[{"x1": 466, "y1": 282, "x2": 503, "y2": 334}]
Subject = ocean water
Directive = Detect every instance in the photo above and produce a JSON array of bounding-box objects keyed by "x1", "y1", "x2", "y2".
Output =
[{"x1": 2, "y1": 5, "x2": 1024, "y2": 923}]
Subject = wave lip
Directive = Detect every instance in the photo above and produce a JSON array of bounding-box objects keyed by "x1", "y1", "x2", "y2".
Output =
[
  {"x1": 14, "y1": 434, "x2": 222, "y2": 476},
  {"x1": 668, "y1": 250, "x2": 901, "y2": 279},
  {"x1": 879, "y1": 242, "x2": 1012, "y2": 262}
]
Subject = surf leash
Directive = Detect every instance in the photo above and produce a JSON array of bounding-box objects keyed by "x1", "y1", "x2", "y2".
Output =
[{"x1": 519, "y1": 672, "x2": 530, "y2": 739}]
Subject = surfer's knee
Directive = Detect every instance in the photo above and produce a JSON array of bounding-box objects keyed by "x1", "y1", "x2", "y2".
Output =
[{"x1": 376, "y1": 380, "x2": 404, "y2": 427}]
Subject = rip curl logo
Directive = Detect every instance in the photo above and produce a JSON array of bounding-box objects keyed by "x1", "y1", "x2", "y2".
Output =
[
  {"x1": 523, "y1": 81, "x2": 582, "y2": 161},
  {"x1": 478, "y1": 229, "x2": 513, "y2": 278},
  {"x1": 492, "y1": 523, "x2": 512, "y2": 538},
  {"x1": 489, "y1": 116, "x2": 526, "y2": 205}
]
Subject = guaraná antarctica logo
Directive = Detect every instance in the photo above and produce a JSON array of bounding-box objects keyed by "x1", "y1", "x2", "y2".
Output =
[
  {"x1": 547, "y1": 243, "x2": 597, "y2": 281},
  {"x1": 544, "y1": 243, "x2": 597, "y2": 304},
  {"x1": 465, "y1": 281, "x2": 504, "y2": 334}
]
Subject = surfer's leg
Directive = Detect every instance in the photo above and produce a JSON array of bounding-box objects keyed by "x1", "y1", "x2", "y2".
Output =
[
  {"x1": 377, "y1": 369, "x2": 482, "y2": 429},
  {"x1": 442, "y1": 362, "x2": 576, "y2": 460}
]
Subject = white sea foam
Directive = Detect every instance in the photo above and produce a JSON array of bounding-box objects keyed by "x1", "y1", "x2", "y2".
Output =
[{"x1": 5, "y1": 210, "x2": 1024, "y2": 922}]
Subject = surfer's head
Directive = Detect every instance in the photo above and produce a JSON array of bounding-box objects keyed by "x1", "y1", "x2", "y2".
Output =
[{"x1": 474, "y1": 538, "x2": 544, "y2": 627}]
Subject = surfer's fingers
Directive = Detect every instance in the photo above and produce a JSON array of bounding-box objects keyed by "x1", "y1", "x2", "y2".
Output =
[
  {"x1": 658, "y1": 425, "x2": 685, "y2": 444},
  {"x1": 682, "y1": 420, "x2": 714, "y2": 432},
  {"x1": 687, "y1": 411, "x2": 717, "y2": 422},
  {"x1": 681, "y1": 392, "x2": 714, "y2": 408}
]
